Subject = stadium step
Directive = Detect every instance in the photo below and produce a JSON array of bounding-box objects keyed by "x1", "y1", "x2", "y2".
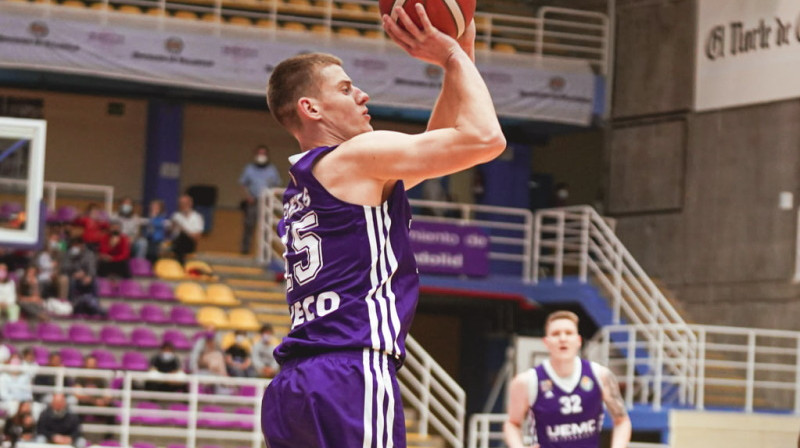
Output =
[
  {"x1": 193, "y1": 251, "x2": 263, "y2": 267},
  {"x1": 227, "y1": 278, "x2": 283, "y2": 291},
  {"x1": 234, "y1": 289, "x2": 285, "y2": 302},
  {"x1": 210, "y1": 264, "x2": 267, "y2": 280}
]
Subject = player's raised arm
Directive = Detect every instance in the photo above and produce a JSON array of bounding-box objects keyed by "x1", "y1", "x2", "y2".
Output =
[
  {"x1": 331, "y1": 4, "x2": 505, "y2": 187},
  {"x1": 504, "y1": 373, "x2": 534, "y2": 448},
  {"x1": 598, "y1": 366, "x2": 632, "y2": 448}
]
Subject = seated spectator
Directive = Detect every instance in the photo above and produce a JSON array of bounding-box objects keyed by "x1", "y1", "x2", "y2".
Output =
[
  {"x1": 97, "y1": 222, "x2": 131, "y2": 278},
  {"x1": 73, "y1": 356, "x2": 113, "y2": 425},
  {"x1": 17, "y1": 266, "x2": 50, "y2": 321},
  {"x1": 40, "y1": 258, "x2": 67, "y2": 301},
  {"x1": 36, "y1": 393, "x2": 86, "y2": 448},
  {"x1": 114, "y1": 198, "x2": 146, "y2": 258},
  {"x1": 0, "y1": 354, "x2": 34, "y2": 415},
  {"x1": 0, "y1": 335, "x2": 11, "y2": 364},
  {"x1": 146, "y1": 342, "x2": 185, "y2": 393},
  {"x1": 33, "y1": 353, "x2": 69, "y2": 402},
  {"x1": 0, "y1": 262, "x2": 20, "y2": 322},
  {"x1": 21, "y1": 347, "x2": 38, "y2": 368},
  {"x1": 3, "y1": 400, "x2": 36, "y2": 446},
  {"x1": 224, "y1": 330, "x2": 256, "y2": 378},
  {"x1": 170, "y1": 195, "x2": 203, "y2": 264},
  {"x1": 189, "y1": 330, "x2": 227, "y2": 377},
  {"x1": 68, "y1": 269, "x2": 104, "y2": 318},
  {"x1": 61, "y1": 239, "x2": 97, "y2": 281},
  {"x1": 143, "y1": 199, "x2": 170, "y2": 264},
  {"x1": 73, "y1": 203, "x2": 107, "y2": 252},
  {"x1": 251, "y1": 324, "x2": 279, "y2": 379}
]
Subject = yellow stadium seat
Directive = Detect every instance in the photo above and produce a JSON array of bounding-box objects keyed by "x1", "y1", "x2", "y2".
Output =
[
  {"x1": 117, "y1": 4, "x2": 142, "y2": 14},
  {"x1": 311, "y1": 24, "x2": 329, "y2": 34},
  {"x1": 207, "y1": 284, "x2": 240, "y2": 306},
  {"x1": 364, "y1": 3, "x2": 379, "y2": 15},
  {"x1": 474, "y1": 40, "x2": 489, "y2": 51},
  {"x1": 202, "y1": 13, "x2": 220, "y2": 22},
  {"x1": 256, "y1": 19, "x2": 275, "y2": 28},
  {"x1": 362, "y1": 29, "x2": 383, "y2": 39},
  {"x1": 184, "y1": 260, "x2": 216, "y2": 280},
  {"x1": 90, "y1": 2, "x2": 110, "y2": 10},
  {"x1": 175, "y1": 282, "x2": 207, "y2": 304},
  {"x1": 155, "y1": 259, "x2": 185, "y2": 280},
  {"x1": 227, "y1": 308, "x2": 261, "y2": 331},
  {"x1": 62, "y1": 0, "x2": 85, "y2": 8},
  {"x1": 474, "y1": 15, "x2": 490, "y2": 32},
  {"x1": 220, "y1": 330, "x2": 253, "y2": 351},
  {"x1": 173, "y1": 10, "x2": 198, "y2": 20},
  {"x1": 281, "y1": 21, "x2": 307, "y2": 32},
  {"x1": 147, "y1": 8, "x2": 166, "y2": 16},
  {"x1": 197, "y1": 306, "x2": 228, "y2": 328},
  {"x1": 228, "y1": 16, "x2": 252, "y2": 26},
  {"x1": 493, "y1": 43, "x2": 517, "y2": 54},
  {"x1": 336, "y1": 27, "x2": 360, "y2": 37}
]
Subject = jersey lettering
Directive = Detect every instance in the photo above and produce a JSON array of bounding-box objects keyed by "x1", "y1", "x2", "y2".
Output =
[
  {"x1": 290, "y1": 291, "x2": 342, "y2": 330},
  {"x1": 290, "y1": 212, "x2": 323, "y2": 286},
  {"x1": 558, "y1": 395, "x2": 583, "y2": 415}
]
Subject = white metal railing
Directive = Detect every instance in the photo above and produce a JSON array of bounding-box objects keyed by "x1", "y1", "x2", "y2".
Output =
[
  {"x1": 3, "y1": 0, "x2": 609, "y2": 73},
  {"x1": 0, "y1": 177, "x2": 114, "y2": 213},
  {"x1": 592, "y1": 323, "x2": 800, "y2": 414},
  {"x1": 258, "y1": 188, "x2": 534, "y2": 281},
  {"x1": 532, "y1": 206, "x2": 696, "y2": 404}
]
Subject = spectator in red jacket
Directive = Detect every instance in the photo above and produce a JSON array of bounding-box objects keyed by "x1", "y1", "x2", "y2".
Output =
[
  {"x1": 97, "y1": 222, "x2": 131, "y2": 278},
  {"x1": 72, "y1": 203, "x2": 107, "y2": 251}
]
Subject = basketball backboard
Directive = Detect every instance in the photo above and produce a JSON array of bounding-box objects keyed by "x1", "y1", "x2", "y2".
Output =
[{"x1": 0, "y1": 117, "x2": 46, "y2": 248}]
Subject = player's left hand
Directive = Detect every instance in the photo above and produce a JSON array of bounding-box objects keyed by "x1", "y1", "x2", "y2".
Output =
[{"x1": 382, "y1": 4, "x2": 461, "y2": 68}]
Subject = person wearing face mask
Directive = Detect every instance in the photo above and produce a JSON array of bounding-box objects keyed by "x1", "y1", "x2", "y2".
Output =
[
  {"x1": 553, "y1": 182, "x2": 570, "y2": 207},
  {"x1": 0, "y1": 354, "x2": 34, "y2": 416},
  {"x1": 0, "y1": 263, "x2": 20, "y2": 323},
  {"x1": 146, "y1": 342, "x2": 185, "y2": 393},
  {"x1": 224, "y1": 330, "x2": 257, "y2": 378},
  {"x1": 251, "y1": 324, "x2": 279, "y2": 379},
  {"x1": 238, "y1": 145, "x2": 282, "y2": 255},
  {"x1": 61, "y1": 239, "x2": 97, "y2": 290},
  {"x1": 35, "y1": 393, "x2": 85, "y2": 448},
  {"x1": 97, "y1": 221, "x2": 131, "y2": 278},
  {"x1": 113, "y1": 198, "x2": 146, "y2": 259}
]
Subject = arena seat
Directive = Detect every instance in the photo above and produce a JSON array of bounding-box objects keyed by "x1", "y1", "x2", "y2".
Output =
[
  {"x1": 226, "y1": 308, "x2": 260, "y2": 331},
  {"x1": 310, "y1": 24, "x2": 329, "y2": 34},
  {"x1": 89, "y1": 2, "x2": 110, "y2": 10},
  {"x1": 131, "y1": 327, "x2": 160, "y2": 349},
  {"x1": 129, "y1": 258, "x2": 153, "y2": 277},
  {"x1": 336, "y1": 27, "x2": 361, "y2": 37},
  {"x1": 91, "y1": 349, "x2": 121, "y2": 369},
  {"x1": 185, "y1": 260, "x2": 215, "y2": 279},
  {"x1": 228, "y1": 16, "x2": 252, "y2": 26},
  {"x1": 61, "y1": 1, "x2": 85, "y2": 8},
  {"x1": 99, "y1": 325, "x2": 130, "y2": 346},
  {"x1": 148, "y1": 281, "x2": 175, "y2": 301},
  {"x1": 147, "y1": 8, "x2": 166, "y2": 16},
  {"x1": 176, "y1": 282, "x2": 206, "y2": 304},
  {"x1": 166, "y1": 404, "x2": 189, "y2": 426},
  {"x1": 206, "y1": 283, "x2": 239, "y2": 306},
  {"x1": 475, "y1": 40, "x2": 489, "y2": 51},
  {"x1": 4, "y1": 322, "x2": 35, "y2": 341},
  {"x1": 33, "y1": 346, "x2": 49, "y2": 365},
  {"x1": 234, "y1": 407, "x2": 256, "y2": 430},
  {"x1": 108, "y1": 302, "x2": 139, "y2": 322},
  {"x1": 155, "y1": 259, "x2": 185, "y2": 280},
  {"x1": 132, "y1": 442, "x2": 158, "y2": 448},
  {"x1": 281, "y1": 21, "x2": 308, "y2": 32},
  {"x1": 493, "y1": 42, "x2": 517, "y2": 54},
  {"x1": 122, "y1": 351, "x2": 149, "y2": 370},
  {"x1": 119, "y1": 279, "x2": 146, "y2": 299},
  {"x1": 38, "y1": 322, "x2": 69, "y2": 343},
  {"x1": 140, "y1": 304, "x2": 170, "y2": 324},
  {"x1": 197, "y1": 405, "x2": 234, "y2": 429},
  {"x1": 163, "y1": 329, "x2": 192, "y2": 351},
  {"x1": 131, "y1": 403, "x2": 166, "y2": 426},
  {"x1": 197, "y1": 306, "x2": 228, "y2": 328},
  {"x1": 69, "y1": 323, "x2": 100, "y2": 345},
  {"x1": 96, "y1": 277, "x2": 116, "y2": 297},
  {"x1": 60, "y1": 347, "x2": 84, "y2": 367},
  {"x1": 170, "y1": 306, "x2": 197, "y2": 326},
  {"x1": 117, "y1": 5, "x2": 142, "y2": 14},
  {"x1": 173, "y1": 10, "x2": 199, "y2": 20},
  {"x1": 364, "y1": 2, "x2": 378, "y2": 15},
  {"x1": 201, "y1": 13, "x2": 219, "y2": 22},
  {"x1": 255, "y1": 19, "x2": 275, "y2": 28},
  {"x1": 362, "y1": 29, "x2": 383, "y2": 39}
]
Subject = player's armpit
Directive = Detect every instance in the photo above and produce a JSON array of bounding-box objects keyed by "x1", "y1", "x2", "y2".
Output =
[{"x1": 599, "y1": 368, "x2": 628, "y2": 421}]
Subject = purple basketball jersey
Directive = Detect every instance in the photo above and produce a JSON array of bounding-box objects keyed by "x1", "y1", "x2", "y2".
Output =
[
  {"x1": 274, "y1": 145, "x2": 419, "y2": 365},
  {"x1": 531, "y1": 359, "x2": 604, "y2": 448}
]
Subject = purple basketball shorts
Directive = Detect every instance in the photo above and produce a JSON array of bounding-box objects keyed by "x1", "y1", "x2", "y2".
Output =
[{"x1": 261, "y1": 349, "x2": 406, "y2": 448}]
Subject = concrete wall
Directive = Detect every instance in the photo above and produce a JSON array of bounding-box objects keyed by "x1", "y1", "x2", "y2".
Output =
[
  {"x1": 669, "y1": 410, "x2": 800, "y2": 448},
  {"x1": 609, "y1": 0, "x2": 800, "y2": 330}
]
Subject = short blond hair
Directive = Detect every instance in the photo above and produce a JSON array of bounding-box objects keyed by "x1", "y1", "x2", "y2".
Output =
[{"x1": 544, "y1": 310, "x2": 579, "y2": 334}]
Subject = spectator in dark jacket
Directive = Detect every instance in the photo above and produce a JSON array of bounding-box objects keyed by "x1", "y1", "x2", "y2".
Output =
[
  {"x1": 35, "y1": 393, "x2": 85, "y2": 448},
  {"x1": 3, "y1": 400, "x2": 36, "y2": 445}
]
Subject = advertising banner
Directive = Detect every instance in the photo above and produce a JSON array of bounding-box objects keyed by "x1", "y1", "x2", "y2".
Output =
[{"x1": 409, "y1": 221, "x2": 489, "y2": 277}]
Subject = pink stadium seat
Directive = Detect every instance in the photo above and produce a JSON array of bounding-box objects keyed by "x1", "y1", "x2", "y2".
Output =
[
  {"x1": 197, "y1": 405, "x2": 234, "y2": 429},
  {"x1": 234, "y1": 407, "x2": 255, "y2": 430},
  {"x1": 69, "y1": 323, "x2": 100, "y2": 345},
  {"x1": 4, "y1": 322, "x2": 35, "y2": 341},
  {"x1": 33, "y1": 346, "x2": 49, "y2": 365},
  {"x1": 162, "y1": 329, "x2": 192, "y2": 351},
  {"x1": 56, "y1": 205, "x2": 79, "y2": 222},
  {"x1": 60, "y1": 347, "x2": 84, "y2": 367},
  {"x1": 166, "y1": 404, "x2": 189, "y2": 427},
  {"x1": 118, "y1": 279, "x2": 146, "y2": 299},
  {"x1": 122, "y1": 351, "x2": 149, "y2": 371},
  {"x1": 131, "y1": 327, "x2": 160, "y2": 349},
  {"x1": 130, "y1": 403, "x2": 166, "y2": 426},
  {"x1": 140, "y1": 304, "x2": 169, "y2": 324},
  {"x1": 129, "y1": 258, "x2": 153, "y2": 277},
  {"x1": 149, "y1": 281, "x2": 175, "y2": 301},
  {"x1": 132, "y1": 443, "x2": 157, "y2": 448},
  {"x1": 100, "y1": 325, "x2": 130, "y2": 347},
  {"x1": 108, "y1": 302, "x2": 138, "y2": 322},
  {"x1": 38, "y1": 322, "x2": 69, "y2": 343},
  {"x1": 170, "y1": 306, "x2": 196, "y2": 326},
  {"x1": 98, "y1": 440, "x2": 121, "y2": 447},
  {"x1": 96, "y1": 277, "x2": 117, "y2": 297},
  {"x1": 238, "y1": 385, "x2": 257, "y2": 397},
  {"x1": 91, "y1": 349, "x2": 120, "y2": 370}
]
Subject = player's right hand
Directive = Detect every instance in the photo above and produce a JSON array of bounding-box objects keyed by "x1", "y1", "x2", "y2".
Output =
[{"x1": 382, "y1": 3, "x2": 462, "y2": 68}]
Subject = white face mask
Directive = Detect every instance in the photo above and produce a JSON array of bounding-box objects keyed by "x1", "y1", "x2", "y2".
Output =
[
  {"x1": 160, "y1": 352, "x2": 175, "y2": 361},
  {"x1": 557, "y1": 190, "x2": 569, "y2": 200},
  {"x1": 255, "y1": 154, "x2": 268, "y2": 165},
  {"x1": 235, "y1": 335, "x2": 246, "y2": 344},
  {"x1": 120, "y1": 204, "x2": 133, "y2": 214},
  {"x1": 69, "y1": 246, "x2": 81, "y2": 256}
]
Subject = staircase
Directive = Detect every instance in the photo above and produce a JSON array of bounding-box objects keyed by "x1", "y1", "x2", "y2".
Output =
[{"x1": 192, "y1": 251, "x2": 457, "y2": 448}]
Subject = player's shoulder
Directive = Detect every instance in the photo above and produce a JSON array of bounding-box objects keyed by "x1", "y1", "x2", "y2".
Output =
[{"x1": 337, "y1": 130, "x2": 408, "y2": 154}]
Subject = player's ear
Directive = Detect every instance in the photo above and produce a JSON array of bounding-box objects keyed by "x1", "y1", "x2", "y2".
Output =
[{"x1": 297, "y1": 97, "x2": 320, "y2": 121}]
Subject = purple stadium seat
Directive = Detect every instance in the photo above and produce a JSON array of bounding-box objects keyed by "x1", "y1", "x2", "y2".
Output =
[
  {"x1": 4, "y1": 322, "x2": 35, "y2": 341},
  {"x1": 121, "y1": 351, "x2": 149, "y2": 371},
  {"x1": 132, "y1": 443, "x2": 157, "y2": 448},
  {"x1": 198, "y1": 406, "x2": 235, "y2": 429},
  {"x1": 130, "y1": 402, "x2": 166, "y2": 426},
  {"x1": 131, "y1": 327, "x2": 160, "y2": 349},
  {"x1": 170, "y1": 306, "x2": 196, "y2": 326},
  {"x1": 167, "y1": 404, "x2": 189, "y2": 427},
  {"x1": 238, "y1": 385, "x2": 257, "y2": 397},
  {"x1": 46, "y1": 208, "x2": 60, "y2": 224},
  {"x1": 91, "y1": 349, "x2": 120, "y2": 370},
  {"x1": 96, "y1": 278, "x2": 116, "y2": 297},
  {"x1": 234, "y1": 407, "x2": 255, "y2": 430},
  {"x1": 60, "y1": 347, "x2": 84, "y2": 367},
  {"x1": 129, "y1": 258, "x2": 153, "y2": 278},
  {"x1": 162, "y1": 329, "x2": 192, "y2": 351},
  {"x1": 100, "y1": 325, "x2": 130, "y2": 347},
  {"x1": 69, "y1": 323, "x2": 100, "y2": 345},
  {"x1": 37, "y1": 322, "x2": 69, "y2": 343},
  {"x1": 108, "y1": 302, "x2": 138, "y2": 322},
  {"x1": 149, "y1": 281, "x2": 175, "y2": 301},
  {"x1": 167, "y1": 445, "x2": 186, "y2": 448},
  {"x1": 33, "y1": 346, "x2": 49, "y2": 365},
  {"x1": 57, "y1": 205, "x2": 78, "y2": 223},
  {"x1": 140, "y1": 304, "x2": 169, "y2": 324},
  {"x1": 118, "y1": 280, "x2": 145, "y2": 299},
  {"x1": 0, "y1": 202, "x2": 22, "y2": 220},
  {"x1": 98, "y1": 440, "x2": 121, "y2": 447}
]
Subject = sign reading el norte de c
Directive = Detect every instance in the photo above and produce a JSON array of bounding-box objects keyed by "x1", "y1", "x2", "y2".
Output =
[
  {"x1": 696, "y1": 0, "x2": 800, "y2": 111},
  {"x1": 409, "y1": 221, "x2": 489, "y2": 277}
]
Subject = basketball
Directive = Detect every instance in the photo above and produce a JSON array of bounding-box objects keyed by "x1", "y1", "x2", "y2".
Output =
[{"x1": 379, "y1": 0, "x2": 476, "y2": 39}]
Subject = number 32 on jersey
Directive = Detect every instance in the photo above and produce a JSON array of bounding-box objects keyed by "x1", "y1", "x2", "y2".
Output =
[{"x1": 559, "y1": 395, "x2": 583, "y2": 415}]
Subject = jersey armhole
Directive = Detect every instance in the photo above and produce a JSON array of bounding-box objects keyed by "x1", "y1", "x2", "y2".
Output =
[
  {"x1": 590, "y1": 361, "x2": 606, "y2": 395},
  {"x1": 526, "y1": 369, "x2": 538, "y2": 407}
]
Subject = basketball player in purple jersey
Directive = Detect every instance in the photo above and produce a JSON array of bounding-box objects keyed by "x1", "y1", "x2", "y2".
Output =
[
  {"x1": 261, "y1": 4, "x2": 506, "y2": 448},
  {"x1": 504, "y1": 311, "x2": 631, "y2": 448}
]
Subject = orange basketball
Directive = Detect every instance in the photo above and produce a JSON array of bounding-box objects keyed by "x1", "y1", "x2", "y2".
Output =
[{"x1": 379, "y1": 0, "x2": 476, "y2": 39}]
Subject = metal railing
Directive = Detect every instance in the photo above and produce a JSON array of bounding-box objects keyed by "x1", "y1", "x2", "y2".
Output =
[
  {"x1": 594, "y1": 323, "x2": 800, "y2": 414},
  {"x1": 4, "y1": 0, "x2": 609, "y2": 72},
  {"x1": 0, "y1": 177, "x2": 114, "y2": 213},
  {"x1": 532, "y1": 206, "x2": 696, "y2": 404},
  {"x1": 258, "y1": 188, "x2": 534, "y2": 281}
]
